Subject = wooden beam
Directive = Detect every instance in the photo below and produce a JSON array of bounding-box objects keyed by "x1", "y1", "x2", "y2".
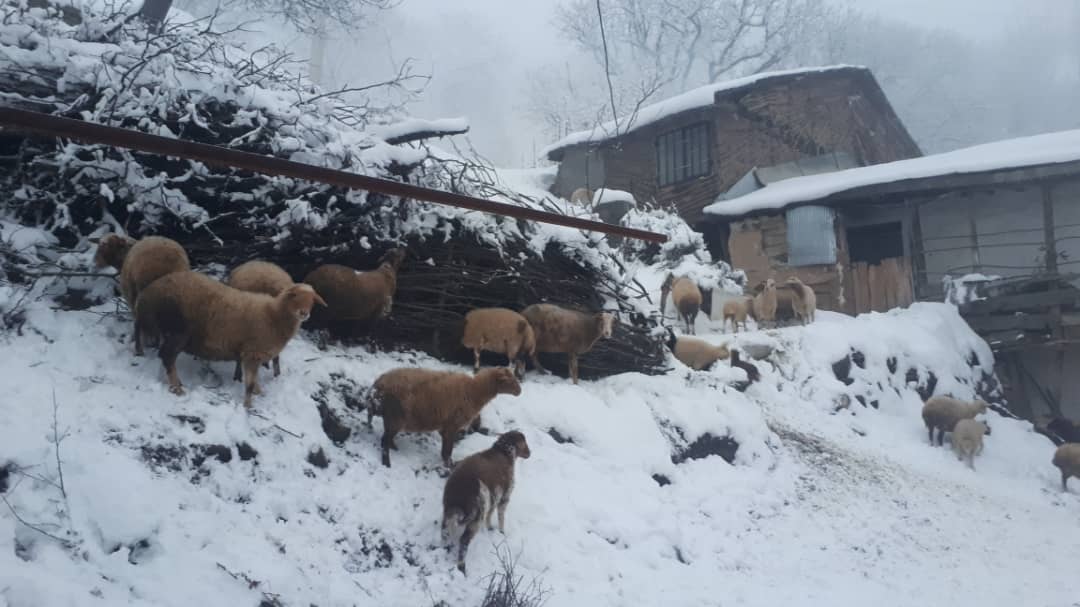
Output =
[
  {"x1": 0, "y1": 107, "x2": 667, "y2": 244},
  {"x1": 965, "y1": 313, "x2": 1053, "y2": 333},
  {"x1": 960, "y1": 288, "x2": 1080, "y2": 315}
]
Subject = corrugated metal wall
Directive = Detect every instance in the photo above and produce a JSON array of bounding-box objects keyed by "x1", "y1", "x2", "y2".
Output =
[{"x1": 786, "y1": 205, "x2": 838, "y2": 266}]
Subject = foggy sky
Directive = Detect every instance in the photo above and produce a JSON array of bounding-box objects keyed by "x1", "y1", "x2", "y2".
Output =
[{"x1": 329, "y1": 0, "x2": 1070, "y2": 167}]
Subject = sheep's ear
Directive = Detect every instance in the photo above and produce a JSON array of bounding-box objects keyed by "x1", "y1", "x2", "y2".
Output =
[{"x1": 312, "y1": 292, "x2": 328, "y2": 307}]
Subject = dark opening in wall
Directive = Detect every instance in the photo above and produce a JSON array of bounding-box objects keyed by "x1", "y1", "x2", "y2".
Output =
[{"x1": 847, "y1": 221, "x2": 903, "y2": 265}]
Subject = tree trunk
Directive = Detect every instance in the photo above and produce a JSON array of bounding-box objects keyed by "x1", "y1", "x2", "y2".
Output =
[{"x1": 139, "y1": 0, "x2": 173, "y2": 31}]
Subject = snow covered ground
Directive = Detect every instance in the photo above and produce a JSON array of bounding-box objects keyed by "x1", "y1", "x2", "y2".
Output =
[{"x1": 2, "y1": 295, "x2": 1078, "y2": 607}]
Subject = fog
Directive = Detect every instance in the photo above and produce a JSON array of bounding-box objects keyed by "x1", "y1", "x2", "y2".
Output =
[{"x1": 194, "y1": 0, "x2": 1080, "y2": 167}]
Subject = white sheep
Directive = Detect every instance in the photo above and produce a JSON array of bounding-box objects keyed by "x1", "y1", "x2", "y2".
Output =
[
  {"x1": 952, "y1": 418, "x2": 990, "y2": 470},
  {"x1": 752, "y1": 279, "x2": 778, "y2": 328},
  {"x1": 785, "y1": 276, "x2": 816, "y2": 325},
  {"x1": 721, "y1": 296, "x2": 753, "y2": 333},
  {"x1": 921, "y1": 395, "x2": 988, "y2": 447}
]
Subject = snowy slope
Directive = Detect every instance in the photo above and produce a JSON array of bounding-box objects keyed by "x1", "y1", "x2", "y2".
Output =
[{"x1": 2, "y1": 295, "x2": 1079, "y2": 606}]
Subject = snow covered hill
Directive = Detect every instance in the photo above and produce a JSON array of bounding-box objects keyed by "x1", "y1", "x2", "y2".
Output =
[{"x1": 2, "y1": 298, "x2": 1078, "y2": 607}]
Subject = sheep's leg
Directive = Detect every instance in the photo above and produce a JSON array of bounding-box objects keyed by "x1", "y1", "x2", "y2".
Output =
[
  {"x1": 927, "y1": 426, "x2": 934, "y2": 445},
  {"x1": 473, "y1": 344, "x2": 482, "y2": 374},
  {"x1": 241, "y1": 358, "x2": 261, "y2": 409},
  {"x1": 484, "y1": 490, "x2": 498, "y2": 531},
  {"x1": 569, "y1": 354, "x2": 579, "y2": 384},
  {"x1": 272, "y1": 356, "x2": 281, "y2": 377},
  {"x1": 456, "y1": 517, "x2": 480, "y2": 575},
  {"x1": 380, "y1": 422, "x2": 400, "y2": 468},
  {"x1": 967, "y1": 453, "x2": 975, "y2": 470},
  {"x1": 530, "y1": 353, "x2": 549, "y2": 375},
  {"x1": 159, "y1": 332, "x2": 187, "y2": 396},
  {"x1": 440, "y1": 429, "x2": 456, "y2": 468},
  {"x1": 232, "y1": 359, "x2": 242, "y2": 382},
  {"x1": 468, "y1": 414, "x2": 482, "y2": 433},
  {"x1": 133, "y1": 317, "x2": 145, "y2": 357},
  {"x1": 497, "y1": 495, "x2": 510, "y2": 533},
  {"x1": 936, "y1": 428, "x2": 946, "y2": 447},
  {"x1": 1062, "y1": 472, "x2": 1069, "y2": 492}
]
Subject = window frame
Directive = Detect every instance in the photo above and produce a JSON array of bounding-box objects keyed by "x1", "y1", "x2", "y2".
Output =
[{"x1": 655, "y1": 122, "x2": 712, "y2": 187}]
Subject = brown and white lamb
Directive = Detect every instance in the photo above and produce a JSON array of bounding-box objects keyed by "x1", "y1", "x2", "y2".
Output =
[{"x1": 442, "y1": 430, "x2": 531, "y2": 575}]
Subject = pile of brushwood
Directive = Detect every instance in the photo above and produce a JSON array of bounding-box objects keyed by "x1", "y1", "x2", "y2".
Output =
[{"x1": 0, "y1": 1, "x2": 668, "y2": 379}]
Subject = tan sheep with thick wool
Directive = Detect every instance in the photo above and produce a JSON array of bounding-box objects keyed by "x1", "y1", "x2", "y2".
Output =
[
  {"x1": 951, "y1": 418, "x2": 990, "y2": 470},
  {"x1": 752, "y1": 278, "x2": 778, "y2": 328},
  {"x1": 921, "y1": 395, "x2": 988, "y2": 447},
  {"x1": 785, "y1": 276, "x2": 816, "y2": 325},
  {"x1": 665, "y1": 329, "x2": 729, "y2": 370},
  {"x1": 134, "y1": 271, "x2": 325, "y2": 409},
  {"x1": 368, "y1": 366, "x2": 521, "y2": 468},
  {"x1": 662, "y1": 274, "x2": 703, "y2": 334},
  {"x1": 520, "y1": 303, "x2": 615, "y2": 384},
  {"x1": 1052, "y1": 443, "x2": 1080, "y2": 492},
  {"x1": 461, "y1": 307, "x2": 537, "y2": 378},
  {"x1": 721, "y1": 296, "x2": 753, "y2": 333},
  {"x1": 226, "y1": 260, "x2": 294, "y2": 380},
  {"x1": 303, "y1": 248, "x2": 405, "y2": 338}
]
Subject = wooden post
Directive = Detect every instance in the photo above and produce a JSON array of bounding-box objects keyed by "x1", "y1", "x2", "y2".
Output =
[
  {"x1": 1042, "y1": 184, "x2": 1058, "y2": 274},
  {"x1": 909, "y1": 201, "x2": 928, "y2": 299},
  {"x1": 968, "y1": 202, "x2": 981, "y2": 273}
]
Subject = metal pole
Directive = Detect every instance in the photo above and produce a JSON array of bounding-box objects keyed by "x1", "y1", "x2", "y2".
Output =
[{"x1": 0, "y1": 107, "x2": 667, "y2": 244}]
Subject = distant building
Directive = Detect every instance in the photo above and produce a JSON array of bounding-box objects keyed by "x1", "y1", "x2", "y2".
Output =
[
  {"x1": 542, "y1": 65, "x2": 921, "y2": 258},
  {"x1": 704, "y1": 128, "x2": 1080, "y2": 422}
]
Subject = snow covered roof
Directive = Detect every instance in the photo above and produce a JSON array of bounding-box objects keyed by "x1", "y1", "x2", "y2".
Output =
[
  {"x1": 705, "y1": 128, "x2": 1080, "y2": 218},
  {"x1": 542, "y1": 65, "x2": 867, "y2": 160},
  {"x1": 593, "y1": 188, "x2": 636, "y2": 207}
]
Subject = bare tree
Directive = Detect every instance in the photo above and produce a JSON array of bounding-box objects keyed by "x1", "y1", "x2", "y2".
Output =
[
  {"x1": 234, "y1": 0, "x2": 397, "y2": 33},
  {"x1": 556, "y1": 0, "x2": 826, "y2": 92}
]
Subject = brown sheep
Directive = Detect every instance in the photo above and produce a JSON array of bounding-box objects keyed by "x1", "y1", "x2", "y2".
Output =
[
  {"x1": 665, "y1": 328, "x2": 729, "y2": 370},
  {"x1": 721, "y1": 296, "x2": 753, "y2": 333},
  {"x1": 921, "y1": 396, "x2": 988, "y2": 447},
  {"x1": 226, "y1": 260, "x2": 294, "y2": 380},
  {"x1": 1053, "y1": 443, "x2": 1080, "y2": 492},
  {"x1": 661, "y1": 273, "x2": 703, "y2": 334},
  {"x1": 368, "y1": 366, "x2": 522, "y2": 468},
  {"x1": 94, "y1": 234, "x2": 190, "y2": 351},
  {"x1": 520, "y1": 303, "x2": 615, "y2": 384},
  {"x1": 302, "y1": 248, "x2": 405, "y2": 339},
  {"x1": 134, "y1": 271, "x2": 326, "y2": 409},
  {"x1": 442, "y1": 430, "x2": 531, "y2": 575},
  {"x1": 752, "y1": 278, "x2": 778, "y2": 329},
  {"x1": 461, "y1": 308, "x2": 537, "y2": 379},
  {"x1": 785, "y1": 276, "x2": 817, "y2": 325}
]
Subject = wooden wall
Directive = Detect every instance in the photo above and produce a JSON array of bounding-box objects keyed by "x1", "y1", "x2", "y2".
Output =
[{"x1": 553, "y1": 69, "x2": 921, "y2": 226}]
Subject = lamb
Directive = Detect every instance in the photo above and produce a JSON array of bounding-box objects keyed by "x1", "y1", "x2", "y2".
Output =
[
  {"x1": 921, "y1": 395, "x2": 989, "y2": 447},
  {"x1": 721, "y1": 296, "x2": 753, "y2": 333},
  {"x1": 367, "y1": 366, "x2": 521, "y2": 468},
  {"x1": 951, "y1": 418, "x2": 990, "y2": 470},
  {"x1": 94, "y1": 234, "x2": 190, "y2": 350},
  {"x1": 226, "y1": 260, "x2": 294, "y2": 380},
  {"x1": 442, "y1": 430, "x2": 531, "y2": 575},
  {"x1": 665, "y1": 328, "x2": 729, "y2": 371},
  {"x1": 752, "y1": 278, "x2": 778, "y2": 329},
  {"x1": 569, "y1": 187, "x2": 593, "y2": 206},
  {"x1": 785, "y1": 276, "x2": 816, "y2": 325},
  {"x1": 1052, "y1": 443, "x2": 1080, "y2": 492},
  {"x1": 133, "y1": 271, "x2": 326, "y2": 409},
  {"x1": 302, "y1": 248, "x2": 405, "y2": 339},
  {"x1": 661, "y1": 273, "x2": 702, "y2": 334},
  {"x1": 461, "y1": 307, "x2": 537, "y2": 379},
  {"x1": 520, "y1": 303, "x2": 615, "y2": 384}
]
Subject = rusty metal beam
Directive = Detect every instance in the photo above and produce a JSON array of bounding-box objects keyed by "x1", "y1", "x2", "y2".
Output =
[{"x1": 0, "y1": 107, "x2": 666, "y2": 243}]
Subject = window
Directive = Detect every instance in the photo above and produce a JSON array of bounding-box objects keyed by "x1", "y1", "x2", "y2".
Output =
[
  {"x1": 656, "y1": 122, "x2": 711, "y2": 186},
  {"x1": 786, "y1": 205, "x2": 837, "y2": 266},
  {"x1": 848, "y1": 222, "x2": 904, "y2": 265}
]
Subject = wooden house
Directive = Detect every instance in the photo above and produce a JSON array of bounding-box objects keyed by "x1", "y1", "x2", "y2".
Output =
[
  {"x1": 703, "y1": 128, "x2": 1080, "y2": 421},
  {"x1": 542, "y1": 65, "x2": 922, "y2": 256}
]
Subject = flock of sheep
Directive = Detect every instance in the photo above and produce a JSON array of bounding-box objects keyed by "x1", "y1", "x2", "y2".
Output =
[
  {"x1": 92, "y1": 232, "x2": 619, "y2": 573},
  {"x1": 90, "y1": 232, "x2": 1080, "y2": 574}
]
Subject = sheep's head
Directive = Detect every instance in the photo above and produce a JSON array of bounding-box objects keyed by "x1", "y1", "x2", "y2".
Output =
[
  {"x1": 380, "y1": 248, "x2": 406, "y2": 272},
  {"x1": 93, "y1": 234, "x2": 135, "y2": 270},
  {"x1": 972, "y1": 399, "x2": 989, "y2": 415},
  {"x1": 494, "y1": 430, "x2": 531, "y2": 459},
  {"x1": 784, "y1": 276, "x2": 803, "y2": 288},
  {"x1": 765, "y1": 278, "x2": 776, "y2": 291},
  {"x1": 596, "y1": 312, "x2": 616, "y2": 339},
  {"x1": 281, "y1": 283, "x2": 327, "y2": 322},
  {"x1": 488, "y1": 367, "x2": 522, "y2": 396}
]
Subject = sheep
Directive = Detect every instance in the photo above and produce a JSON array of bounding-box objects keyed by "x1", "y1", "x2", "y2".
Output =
[
  {"x1": 721, "y1": 296, "x2": 753, "y2": 333},
  {"x1": 921, "y1": 395, "x2": 988, "y2": 447},
  {"x1": 94, "y1": 234, "x2": 190, "y2": 310},
  {"x1": 520, "y1": 303, "x2": 615, "y2": 384},
  {"x1": 302, "y1": 248, "x2": 405, "y2": 339},
  {"x1": 665, "y1": 327, "x2": 729, "y2": 371},
  {"x1": 785, "y1": 276, "x2": 817, "y2": 325},
  {"x1": 569, "y1": 187, "x2": 593, "y2": 206},
  {"x1": 752, "y1": 278, "x2": 778, "y2": 329},
  {"x1": 226, "y1": 260, "x2": 294, "y2": 380},
  {"x1": 952, "y1": 418, "x2": 991, "y2": 470},
  {"x1": 367, "y1": 366, "x2": 521, "y2": 468},
  {"x1": 133, "y1": 271, "x2": 326, "y2": 409},
  {"x1": 1052, "y1": 443, "x2": 1080, "y2": 492},
  {"x1": 442, "y1": 430, "x2": 531, "y2": 575},
  {"x1": 661, "y1": 273, "x2": 702, "y2": 334},
  {"x1": 461, "y1": 307, "x2": 537, "y2": 379}
]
